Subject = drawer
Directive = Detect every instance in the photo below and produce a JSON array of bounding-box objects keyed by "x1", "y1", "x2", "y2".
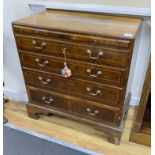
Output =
[
  {"x1": 27, "y1": 87, "x2": 121, "y2": 126},
  {"x1": 20, "y1": 52, "x2": 127, "y2": 87},
  {"x1": 16, "y1": 35, "x2": 130, "y2": 68},
  {"x1": 13, "y1": 25, "x2": 131, "y2": 48},
  {"x1": 24, "y1": 69, "x2": 124, "y2": 106}
]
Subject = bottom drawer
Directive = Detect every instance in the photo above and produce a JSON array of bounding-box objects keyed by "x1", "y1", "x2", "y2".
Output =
[{"x1": 27, "y1": 87, "x2": 121, "y2": 126}]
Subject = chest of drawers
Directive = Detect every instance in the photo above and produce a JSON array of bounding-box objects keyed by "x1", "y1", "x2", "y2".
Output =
[{"x1": 12, "y1": 9, "x2": 141, "y2": 144}]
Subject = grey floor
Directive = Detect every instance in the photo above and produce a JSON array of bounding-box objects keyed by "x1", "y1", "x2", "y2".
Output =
[{"x1": 4, "y1": 124, "x2": 101, "y2": 155}]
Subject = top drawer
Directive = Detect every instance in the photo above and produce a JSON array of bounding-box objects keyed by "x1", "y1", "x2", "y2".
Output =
[
  {"x1": 15, "y1": 35, "x2": 131, "y2": 68},
  {"x1": 13, "y1": 25, "x2": 131, "y2": 48}
]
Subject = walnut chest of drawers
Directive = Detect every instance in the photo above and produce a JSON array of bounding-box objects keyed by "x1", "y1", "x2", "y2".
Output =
[{"x1": 12, "y1": 9, "x2": 142, "y2": 144}]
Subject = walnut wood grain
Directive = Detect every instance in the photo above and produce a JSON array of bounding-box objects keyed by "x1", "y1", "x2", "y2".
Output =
[
  {"x1": 24, "y1": 69, "x2": 124, "y2": 107},
  {"x1": 26, "y1": 102, "x2": 123, "y2": 144},
  {"x1": 12, "y1": 9, "x2": 142, "y2": 40},
  {"x1": 15, "y1": 34, "x2": 131, "y2": 69},
  {"x1": 19, "y1": 51, "x2": 127, "y2": 87},
  {"x1": 27, "y1": 86, "x2": 121, "y2": 127},
  {"x1": 13, "y1": 25, "x2": 133, "y2": 48},
  {"x1": 12, "y1": 9, "x2": 142, "y2": 145}
]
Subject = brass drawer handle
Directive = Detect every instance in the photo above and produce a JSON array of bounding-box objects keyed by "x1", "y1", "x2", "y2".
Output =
[
  {"x1": 86, "y1": 69, "x2": 102, "y2": 78},
  {"x1": 86, "y1": 108, "x2": 99, "y2": 116},
  {"x1": 42, "y1": 96, "x2": 53, "y2": 104},
  {"x1": 35, "y1": 58, "x2": 48, "y2": 67},
  {"x1": 87, "y1": 49, "x2": 103, "y2": 60},
  {"x1": 38, "y1": 76, "x2": 51, "y2": 85},
  {"x1": 32, "y1": 40, "x2": 46, "y2": 49},
  {"x1": 86, "y1": 87, "x2": 101, "y2": 96}
]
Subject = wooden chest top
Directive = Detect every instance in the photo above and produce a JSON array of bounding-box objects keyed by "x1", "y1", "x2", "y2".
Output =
[{"x1": 13, "y1": 9, "x2": 142, "y2": 39}]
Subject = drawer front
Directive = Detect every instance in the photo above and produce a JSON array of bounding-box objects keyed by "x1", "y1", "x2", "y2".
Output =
[
  {"x1": 24, "y1": 69, "x2": 124, "y2": 106},
  {"x1": 20, "y1": 52, "x2": 127, "y2": 87},
  {"x1": 16, "y1": 35, "x2": 130, "y2": 68},
  {"x1": 27, "y1": 87, "x2": 121, "y2": 126},
  {"x1": 13, "y1": 25, "x2": 131, "y2": 48}
]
